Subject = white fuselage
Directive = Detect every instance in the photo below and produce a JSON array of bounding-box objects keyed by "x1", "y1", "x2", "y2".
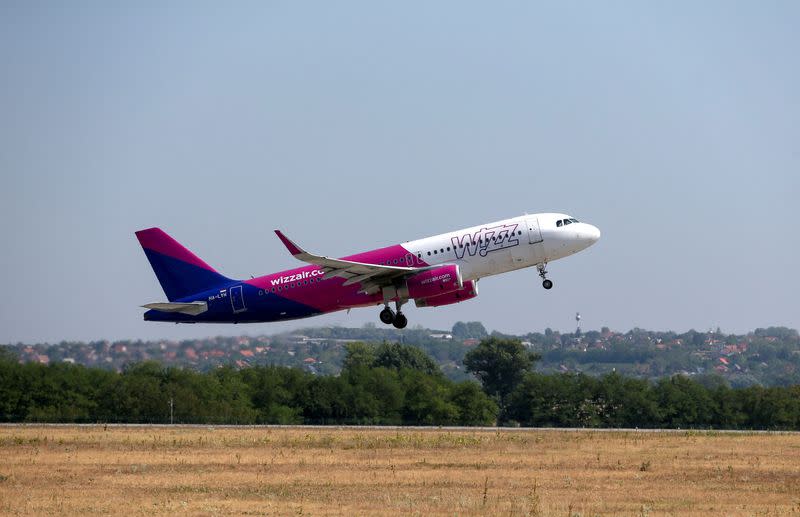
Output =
[{"x1": 403, "y1": 212, "x2": 600, "y2": 281}]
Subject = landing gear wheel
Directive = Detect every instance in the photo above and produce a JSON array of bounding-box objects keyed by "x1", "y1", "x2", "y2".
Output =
[
  {"x1": 392, "y1": 312, "x2": 408, "y2": 329},
  {"x1": 537, "y1": 263, "x2": 553, "y2": 290},
  {"x1": 379, "y1": 307, "x2": 395, "y2": 325}
]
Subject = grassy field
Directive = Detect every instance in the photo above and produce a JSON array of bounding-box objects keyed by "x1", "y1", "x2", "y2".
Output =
[{"x1": 1, "y1": 426, "x2": 799, "y2": 516}]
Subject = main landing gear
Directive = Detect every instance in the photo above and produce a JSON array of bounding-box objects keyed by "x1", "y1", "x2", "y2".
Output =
[
  {"x1": 379, "y1": 301, "x2": 408, "y2": 329},
  {"x1": 537, "y1": 263, "x2": 553, "y2": 290}
]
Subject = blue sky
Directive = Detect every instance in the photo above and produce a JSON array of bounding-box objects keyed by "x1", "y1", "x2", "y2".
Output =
[{"x1": 1, "y1": 2, "x2": 798, "y2": 343}]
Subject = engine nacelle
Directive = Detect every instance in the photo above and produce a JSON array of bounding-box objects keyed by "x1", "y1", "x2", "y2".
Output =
[
  {"x1": 399, "y1": 264, "x2": 462, "y2": 300},
  {"x1": 414, "y1": 280, "x2": 478, "y2": 308}
]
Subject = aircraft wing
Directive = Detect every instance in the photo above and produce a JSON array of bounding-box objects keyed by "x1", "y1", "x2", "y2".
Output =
[{"x1": 274, "y1": 230, "x2": 424, "y2": 294}]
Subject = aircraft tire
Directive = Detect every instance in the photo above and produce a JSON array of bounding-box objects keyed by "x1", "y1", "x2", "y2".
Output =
[
  {"x1": 392, "y1": 313, "x2": 408, "y2": 329},
  {"x1": 542, "y1": 279, "x2": 553, "y2": 290},
  {"x1": 379, "y1": 307, "x2": 395, "y2": 324}
]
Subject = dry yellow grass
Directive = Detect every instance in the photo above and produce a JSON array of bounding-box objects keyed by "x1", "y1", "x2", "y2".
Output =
[{"x1": 0, "y1": 426, "x2": 799, "y2": 516}]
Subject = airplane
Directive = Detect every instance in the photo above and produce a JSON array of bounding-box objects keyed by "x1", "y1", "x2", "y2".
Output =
[{"x1": 136, "y1": 213, "x2": 600, "y2": 329}]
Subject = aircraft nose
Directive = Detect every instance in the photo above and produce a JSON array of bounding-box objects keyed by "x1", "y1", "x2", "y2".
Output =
[
  {"x1": 587, "y1": 224, "x2": 601, "y2": 243},
  {"x1": 580, "y1": 224, "x2": 601, "y2": 247}
]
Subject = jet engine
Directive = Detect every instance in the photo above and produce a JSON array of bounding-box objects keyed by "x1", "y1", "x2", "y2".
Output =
[
  {"x1": 398, "y1": 264, "x2": 462, "y2": 300},
  {"x1": 414, "y1": 279, "x2": 478, "y2": 307}
]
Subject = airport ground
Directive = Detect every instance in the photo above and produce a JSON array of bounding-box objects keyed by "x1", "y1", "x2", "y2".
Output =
[{"x1": 0, "y1": 425, "x2": 799, "y2": 516}]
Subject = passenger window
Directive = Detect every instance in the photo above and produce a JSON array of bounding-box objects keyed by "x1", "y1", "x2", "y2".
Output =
[
  {"x1": 433, "y1": 250, "x2": 437, "y2": 254},
  {"x1": 556, "y1": 220, "x2": 563, "y2": 227}
]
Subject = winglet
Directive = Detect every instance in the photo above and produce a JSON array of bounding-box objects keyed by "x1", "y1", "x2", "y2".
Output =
[{"x1": 274, "y1": 230, "x2": 304, "y2": 256}]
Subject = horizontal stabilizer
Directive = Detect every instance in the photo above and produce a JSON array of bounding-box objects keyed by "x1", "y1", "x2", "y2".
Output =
[{"x1": 142, "y1": 301, "x2": 209, "y2": 316}]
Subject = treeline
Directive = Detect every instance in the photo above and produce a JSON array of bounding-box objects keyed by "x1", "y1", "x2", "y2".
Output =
[
  {"x1": 505, "y1": 372, "x2": 800, "y2": 429},
  {"x1": 2, "y1": 341, "x2": 800, "y2": 428},
  {"x1": 465, "y1": 337, "x2": 800, "y2": 430},
  {"x1": 0, "y1": 344, "x2": 496, "y2": 425}
]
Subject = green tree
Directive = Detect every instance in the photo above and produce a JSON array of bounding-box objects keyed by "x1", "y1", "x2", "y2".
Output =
[
  {"x1": 655, "y1": 376, "x2": 717, "y2": 428},
  {"x1": 452, "y1": 321, "x2": 488, "y2": 340},
  {"x1": 372, "y1": 342, "x2": 441, "y2": 376},
  {"x1": 449, "y1": 381, "x2": 498, "y2": 425},
  {"x1": 341, "y1": 342, "x2": 376, "y2": 371},
  {"x1": 399, "y1": 370, "x2": 459, "y2": 425},
  {"x1": 464, "y1": 337, "x2": 540, "y2": 404}
]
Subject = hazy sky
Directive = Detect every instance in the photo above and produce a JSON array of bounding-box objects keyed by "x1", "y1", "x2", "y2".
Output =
[{"x1": 1, "y1": 2, "x2": 798, "y2": 343}]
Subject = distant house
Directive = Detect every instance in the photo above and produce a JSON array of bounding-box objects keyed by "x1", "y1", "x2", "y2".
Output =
[
  {"x1": 429, "y1": 333, "x2": 453, "y2": 340},
  {"x1": 462, "y1": 339, "x2": 479, "y2": 347},
  {"x1": 303, "y1": 357, "x2": 317, "y2": 364},
  {"x1": 240, "y1": 350, "x2": 254, "y2": 358}
]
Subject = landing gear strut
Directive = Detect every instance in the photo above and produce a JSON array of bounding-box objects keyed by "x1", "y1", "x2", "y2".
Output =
[
  {"x1": 378, "y1": 300, "x2": 408, "y2": 329},
  {"x1": 537, "y1": 263, "x2": 553, "y2": 290}
]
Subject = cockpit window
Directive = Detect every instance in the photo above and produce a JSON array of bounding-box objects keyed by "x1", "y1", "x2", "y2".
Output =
[
  {"x1": 556, "y1": 220, "x2": 563, "y2": 227},
  {"x1": 569, "y1": 218, "x2": 579, "y2": 223},
  {"x1": 563, "y1": 219, "x2": 572, "y2": 225}
]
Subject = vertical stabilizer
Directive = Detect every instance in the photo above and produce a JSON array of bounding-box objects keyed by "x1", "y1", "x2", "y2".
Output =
[{"x1": 135, "y1": 227, "x2": 233, "y2": 301}]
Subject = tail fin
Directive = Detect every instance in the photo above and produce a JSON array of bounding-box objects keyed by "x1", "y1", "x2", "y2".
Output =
[{"x1": 135, "y1": 227, "x2": 233, "y2": 301}]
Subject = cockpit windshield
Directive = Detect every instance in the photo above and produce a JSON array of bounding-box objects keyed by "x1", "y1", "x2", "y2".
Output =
[{"x1": 556, "y1": 218, "x2": 580, "y2": 227}]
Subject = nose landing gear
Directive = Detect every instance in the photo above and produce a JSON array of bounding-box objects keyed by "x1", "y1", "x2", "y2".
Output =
[
  {"x1": 378, "y1": 300, "x2": 408, "y2": 329},
  {"x1": 537, "y1": 263, "x2": 553, "y2": 290}
]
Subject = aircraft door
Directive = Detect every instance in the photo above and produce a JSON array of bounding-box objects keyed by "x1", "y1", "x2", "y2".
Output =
[
  {"x1": 526, "y1": 217, "x2": 543, "y2": 244},
  {"x1": 525, "y1": 217, "x2": 547, "y2": 264},
  {"x1": 230, "y1": 285, "x2": 247, "y2": 313}
]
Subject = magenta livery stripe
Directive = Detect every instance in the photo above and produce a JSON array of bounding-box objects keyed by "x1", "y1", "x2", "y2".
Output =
[
  {"x1": 243, "y1": 244, "x2": 429, "y2": 311},
  {"x1": 135, "y1": 228, "x2": 217, "y2": 272}
]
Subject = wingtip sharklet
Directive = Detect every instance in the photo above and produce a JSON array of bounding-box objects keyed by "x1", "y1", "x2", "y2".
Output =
[{"x1": 274, "y1": 230, "x2": 304, "y2": 256}]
